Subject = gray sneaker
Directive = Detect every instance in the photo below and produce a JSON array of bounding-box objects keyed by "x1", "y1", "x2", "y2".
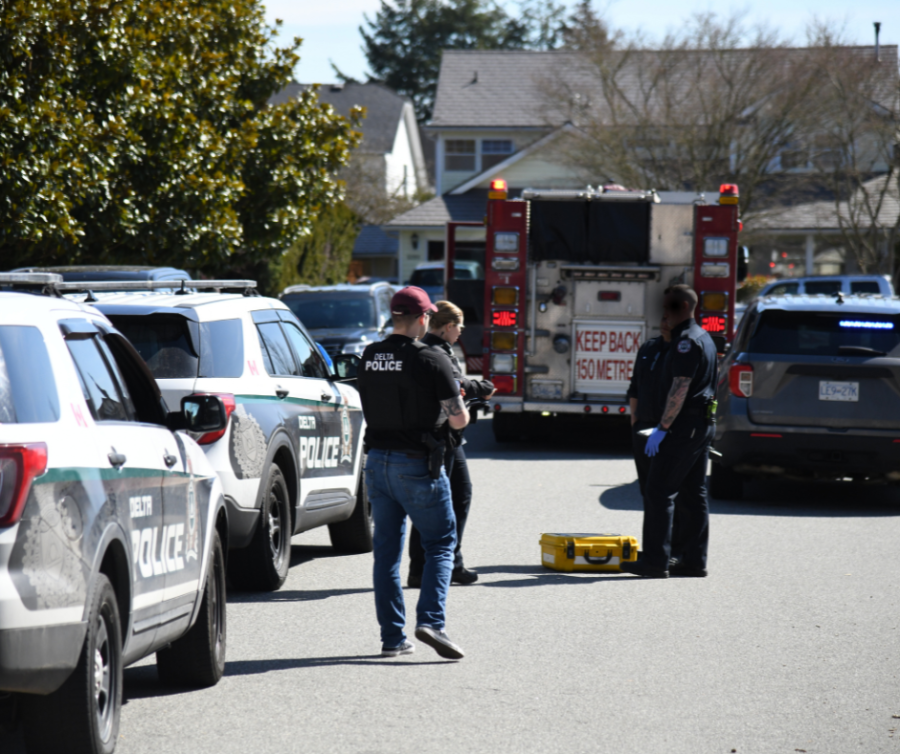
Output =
[
  {"x1": 415, "y1": 626, "x2": 464, "y2": 660},
  {"x1": 381, "y1": 640, "x2": 415, "y2": 658}
]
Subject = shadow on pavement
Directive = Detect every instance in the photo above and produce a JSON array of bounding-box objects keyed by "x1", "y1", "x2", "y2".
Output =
[
  {"x1": 228, "y1": 586, "x2": 372, "y2": 604},
  {"x1": 123, "y1": 665, "x2": 202, "y2": 702},
  {"x1": 464, "y1": 417, "x2": 633, "y2": 461},
  {"x1": 289, "y1": 544, "x2": 344, "y2": 568},
  {"x1": 473, "y1": 564, "x2": 626, "y2": 587},
  {"x1": 224, "y1": 656, "x2": 451, "y2": 676}
]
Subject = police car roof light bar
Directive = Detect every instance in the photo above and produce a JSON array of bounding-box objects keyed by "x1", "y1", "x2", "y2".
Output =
[
  {"x1": 0, "y1": 272, "x2": 65, "y2": 285},
  {"x1": 53, "y1": 279, "x2": 258, "y2": 294}
]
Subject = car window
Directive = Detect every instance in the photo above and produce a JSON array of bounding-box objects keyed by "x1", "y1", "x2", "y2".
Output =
[
  {"x1": 749, "y1": 311, "x2": 900, "y2": 356},
  {"x1": 376, "y1": 287, "x2": 392, "y2": 326},
  {"x1": 108, "y1": 314, "x2": 199, "y2": 379},
  {"x1": 200, "y1": 319, "x2": 244, "y2": 378},
  {"x1": 66, "y1": 336, "x2": 134, "y2": 422},
  {"x1": 850, "y1": 281, "x2": 881, "y2": 294},
  {"x1": 766, "y1": 282, "x2": 799, "y2": 296},
  {"x1": 282, "y1": 322, "x2": 330, "y2": 379},
  {"x1": 256, "y1": 322, "x2": 295, "y2": 376},
  {"x1": 410, "y1": 269, "x2": 443, "y2": 288},
  {"x1": 0, "y1": 325, "x2": 60, "y2": 423},
  {"x1": 283, "y1": 296, "x2": 376, "y2": 330},
  {"x1": 804, "y1": 280, "x2": 841, "y2": 295}
]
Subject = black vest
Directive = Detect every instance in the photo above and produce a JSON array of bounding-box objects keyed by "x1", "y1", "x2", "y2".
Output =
[{"x1": 358, "y1": 336, "x2": 443, "y2": 450}]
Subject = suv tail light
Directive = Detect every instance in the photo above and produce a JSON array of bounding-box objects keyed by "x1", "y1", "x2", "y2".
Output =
[
  {"x1": 729, "y1": 363, "x2": 753, "y2": 397},
  {"x1": 0, "y1": 443, "x2": 49, "y2": 527},
  {"x1": 196, "y1": 393, "x2": 237, "y2": 445}
]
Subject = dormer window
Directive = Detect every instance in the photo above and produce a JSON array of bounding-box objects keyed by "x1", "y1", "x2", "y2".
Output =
[
  {"x1": 481, "y1": 140, "x2": 514, "y2": 170},
  {"x1": 445, "y1": 140, "x2": 476, "y2": 171}
]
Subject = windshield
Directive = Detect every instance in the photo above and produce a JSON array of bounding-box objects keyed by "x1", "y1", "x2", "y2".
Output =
[
  {"x1": 410, "y1": 269, "x2": 443, "y2": 288},
  {"x1": 749, "y1": 311, "x2": 900, "y2": 356},
  {"x1": 283, "y1": 295, "x2": 376, "y2": 330}
]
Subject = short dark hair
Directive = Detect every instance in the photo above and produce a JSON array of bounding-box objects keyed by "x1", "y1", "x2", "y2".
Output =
[
  {"x1": 664, "y1": 284, "x2": 698, "y2": 311},
  {"x1": 392, "y1": 311, "x2": 426, "y2": 329}
]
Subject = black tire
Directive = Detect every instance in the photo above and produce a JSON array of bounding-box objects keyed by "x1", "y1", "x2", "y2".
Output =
[
  {"x1": 329, "y1": 464, "x2": 374, "y2": 553},
  {"x1": 156, "y1": 530, "x2": 227, "y2": 688},
  {"x1": 229, "y1": 465, "x2": 292, "y2": 591},
  {"x1": 709, "y1": 462, "x2": 745, "y2": 500},
  {"x1": 492, "y1": 412, "x2": 526, "y2": 442},
  {"x1": 24, "y1": 574, "x2": 122, "y2": 754}
]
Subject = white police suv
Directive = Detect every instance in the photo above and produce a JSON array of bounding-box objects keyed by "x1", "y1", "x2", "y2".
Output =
[
  {"x1": 0, "y1": 274, "x2": 230, "y2": 754},
  {"x1": 87, "y1": 281, "x2": 371, "y2": 592}
]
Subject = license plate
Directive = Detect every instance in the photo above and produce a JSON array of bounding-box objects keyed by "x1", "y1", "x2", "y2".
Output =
[{"x1": 818, "y1": 381, "x2": 859, "y2": 402}]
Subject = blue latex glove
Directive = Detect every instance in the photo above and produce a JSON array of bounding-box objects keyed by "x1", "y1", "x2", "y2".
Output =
[{"x1": 644, "y1": 427, "x2": 668, "y2": 457}]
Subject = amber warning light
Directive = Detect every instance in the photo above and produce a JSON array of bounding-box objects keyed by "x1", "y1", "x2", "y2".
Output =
[
  {"x1": 489, "y1": 178, "x2": 508, "y2": 200},
  {"x1": 719, "y1": 184, "x2": 739, "y2": 205}
]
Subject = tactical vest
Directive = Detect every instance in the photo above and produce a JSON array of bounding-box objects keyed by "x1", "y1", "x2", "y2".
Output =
[{"x1": 358, "y1": 338, "x2": 442, "y2": 437}]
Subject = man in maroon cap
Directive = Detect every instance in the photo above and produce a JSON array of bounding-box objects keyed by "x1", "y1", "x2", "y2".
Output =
[{"x1": 357, "y1": 286, "x2": 469, "y2": 660}]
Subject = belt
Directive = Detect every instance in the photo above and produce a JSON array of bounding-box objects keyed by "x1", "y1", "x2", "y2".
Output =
[{"x1": 369, "y1": 448, "x2": 428, "y2": 458}]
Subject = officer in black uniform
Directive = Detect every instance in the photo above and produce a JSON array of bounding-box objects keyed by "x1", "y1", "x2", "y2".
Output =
[
  {"x1": 620, "y1": 284, "x2": 717, "y2": 579},
  {"x1": 357, "y1": 286, "x2": 470, "y2": 660},
  {"x1": 627, "y1": 317, "x2": 671, "y2": 496}
]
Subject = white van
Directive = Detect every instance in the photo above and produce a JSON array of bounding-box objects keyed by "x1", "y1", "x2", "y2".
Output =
[{"x1": 759, "y1": 275, "x2": 893, "y2": 298}]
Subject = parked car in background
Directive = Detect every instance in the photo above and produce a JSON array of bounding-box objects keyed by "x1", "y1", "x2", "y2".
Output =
[
  {"x1": 90, "y1": 282, "x2": 371, "y2": 592},
  {"x1": 0, "y1": 274, "x2": 228, "y2": 753},
  {"x1": 408, "y1": 261, "x2": 484, "y2": 303},
  {"x1": 280, "y1": 282, "x2": 395, "y2": 359},
  {"x1": 757, "y1": 274, "x2": 893, "y2": 298},
  {"x1": 712, "y1": 293, "x2": 900, "y2": 500}
]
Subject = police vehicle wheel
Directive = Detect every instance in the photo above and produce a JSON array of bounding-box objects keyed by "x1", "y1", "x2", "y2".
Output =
[
  {"x1": 229, "y1": 465, "x2": 292, "y2": 592},
  {"x1": 328, "y1": 463, "x2": 374, "y2": 553},
  {"x1": 157, "y1": 530, "x2": 227, "y2": 687},
  {"x1": 709, "y1": 462, "x2": 745, "y2": 500},
  {"x1": 23, "y1": 574, "x2": 122, "y2": 754}
]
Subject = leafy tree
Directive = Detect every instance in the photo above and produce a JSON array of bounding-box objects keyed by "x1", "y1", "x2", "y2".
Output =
[
  {"x1": 359, "y1": 0, "x2": 532, "y2": 122},
  {"x1": 273, "y1": 202, "x2": 360, "y2": 290},
  {"x1": 0, "y1": 0, "x2": 360, "y2": 289}
]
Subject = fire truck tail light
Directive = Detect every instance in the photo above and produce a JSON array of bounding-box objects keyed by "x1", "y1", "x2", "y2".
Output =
[
  {"x1": 0, "y1": 443, "x2": 49, "y2": 527},
  {"x1": 493, "y1": 233, "x2": 519, "y2": 253},
  {"x1": 492, "y1": 286, "x2": 518, "y2": 305},
  {"x1": 491, "y1": 332, "x2": 516, "y2": 350},
  {"x1": 729, "y1": 363, "x2": 753, "y2": 398},
  {"x1": 598, "y1": 291, "x2": 621, "y2": 301},
  {"x1": 490, "y1": 354, "x2": 517, "y2": 373},
  {"x1": 493, "y1": 376, "x2": 517, "y2": 394},
  {"x1": 492, "y1": 258, "x2": 519, "y2": 271},
  {"x1": 719, "y1": 184, "x2": 739, "y2": 204},
  {"x1": 700, "y1": 263, "x2": 730, "y2": 278},
  {"x1": 701, "y1": 292, "x2": 727, "y2": 311}
]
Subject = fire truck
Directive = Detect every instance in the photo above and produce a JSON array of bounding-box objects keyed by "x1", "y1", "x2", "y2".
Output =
[{"x1": 444, "y1": 179, "x2": 746, "y2": 441}]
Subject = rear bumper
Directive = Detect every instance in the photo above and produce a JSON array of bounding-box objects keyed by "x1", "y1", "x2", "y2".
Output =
[
  {"x1": 492, "y1": 397, "x2": 630, "y2": 416},
  {"x1": 714, "y1": 428, "x2": 900, "y2": 480},
  {"x1": 0, "y1": 622, "x2": 86, "y2": 694}
]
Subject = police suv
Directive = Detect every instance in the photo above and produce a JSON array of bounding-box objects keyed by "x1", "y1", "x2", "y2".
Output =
[
  {"x1": 0, "y1": 274, "x2": 229, "y2": 754},
  {"x1": 85, "y1": 281, "x2": 370, "y2": 592}
]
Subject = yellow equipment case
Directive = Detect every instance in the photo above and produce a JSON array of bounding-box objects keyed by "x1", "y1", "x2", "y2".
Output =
[{"x1": 540, "y1": 533, "x2": 639, "y2": 572}]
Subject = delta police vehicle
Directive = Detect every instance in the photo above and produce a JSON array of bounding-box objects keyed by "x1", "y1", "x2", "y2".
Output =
[
  {"x1": 0, "y1": 274, "x2": 229, "y2": 754},
  {"x1": 83, "y1": 280, "x2": 370, "y2": 592}
]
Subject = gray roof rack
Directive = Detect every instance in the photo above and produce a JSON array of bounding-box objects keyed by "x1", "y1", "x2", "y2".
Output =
[{"x1": 54, "y1": 279, "x2": 256, "y2": 292}]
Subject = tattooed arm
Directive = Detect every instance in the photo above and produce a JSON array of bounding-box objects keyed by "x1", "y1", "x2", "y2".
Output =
[
  {"x1": 440, "y1": 395, "x2": 470, "y2": 430},
  {"x1": 659, "y1": 376, "x2": 691, "y2": 430}
]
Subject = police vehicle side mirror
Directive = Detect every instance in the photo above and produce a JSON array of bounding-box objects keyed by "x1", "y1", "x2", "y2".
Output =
[
  {"x1": 332, "y1": 354, "x2": 360, "y2": 381},
  {"x1": 168, "y1": 394, "x2": 229, "y2": 432}
]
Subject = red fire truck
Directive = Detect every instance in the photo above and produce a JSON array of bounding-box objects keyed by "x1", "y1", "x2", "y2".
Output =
[{"x1": 445, "y1": 180, "x2": 745, "y2": 441}]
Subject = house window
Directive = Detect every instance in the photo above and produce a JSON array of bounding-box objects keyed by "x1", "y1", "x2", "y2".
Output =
[
  {"x1": 428, "y1": 240, "x2": 444, "y2": 262},
  {"x1": 481, "y1": 140, "x2": 514, "y2": 170},
  {"x1": 445, "y1": 140, "x2": 476, "y2": 171}
]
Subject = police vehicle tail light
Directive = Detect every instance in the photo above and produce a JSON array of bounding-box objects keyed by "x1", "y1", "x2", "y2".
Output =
[
  {"x1": 196, "y1": 393, "x2": 237, "y2": 445},
  {"x1": 729, "y1": 363, "x2": 753, "y2": 398},
  {"x1": 490, "y1": 353, "x2": 517, "y2": 373},
  {"x1": 0, "y1": 443, "x2": 48, "y2": 527},
  {"x1": 492, "y1": 375, "x2": 517, "y2": 394},
  {"x1": 491, "y1": 331, "x2": 516, "y2": 350}
]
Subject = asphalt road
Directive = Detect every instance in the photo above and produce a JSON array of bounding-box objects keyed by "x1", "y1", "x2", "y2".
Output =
[{"x1": 4, "y1": 417, "x2": 900, "y2": 754}]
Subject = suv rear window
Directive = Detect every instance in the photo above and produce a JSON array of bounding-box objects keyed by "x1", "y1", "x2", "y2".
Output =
[
  {"x1": 283, "y1": 295, "x2": 376, "y2": 330},
  {"x1": 0, "y1": 326, "x2": 60, "y2": 423},
  {"x1": 749, "y1": 311, "x2": 900, "y2": 356},
  {"x1": 850, "y1": 281, "x2": 881, "y2": 294},
  {"x1": 110, "y1": 315, "x2": 243, "y2": 378}
]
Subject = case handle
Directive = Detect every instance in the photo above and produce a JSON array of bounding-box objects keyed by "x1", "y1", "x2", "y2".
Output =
[{"x1": 583, "y1": 551, "x2": 613, "y2": 565}]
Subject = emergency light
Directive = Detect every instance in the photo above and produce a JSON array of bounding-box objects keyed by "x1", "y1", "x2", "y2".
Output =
[
  {"x1": 839, "y1": 320, "x2": 894, "y2": 329},
  {"x1": 489, "y1": 179, "x2": 508, "y2": 200},
  {"x1": 492, "y1": 310, "x2": 517, "y2": 327},
  {"x1": 719, "y1": 184, "x2": 739, "y2": 205}
]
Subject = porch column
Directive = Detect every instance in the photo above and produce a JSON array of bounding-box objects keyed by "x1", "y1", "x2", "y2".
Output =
[{"x1": 805, "y1": 234, "x2": 815, "y2": 276}]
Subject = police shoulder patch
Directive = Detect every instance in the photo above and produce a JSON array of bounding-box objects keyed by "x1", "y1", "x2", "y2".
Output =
[{"x1": 677, "y1": 339, "x2": 691, "y2": 354}]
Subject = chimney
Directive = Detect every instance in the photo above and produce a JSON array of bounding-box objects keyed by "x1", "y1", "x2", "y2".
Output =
[{"x1": 875, "y1": 22, "x2": 881, "y2": 63}]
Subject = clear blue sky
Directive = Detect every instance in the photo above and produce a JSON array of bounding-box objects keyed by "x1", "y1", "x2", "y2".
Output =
[{"x1": 266, "y1": 0, "x2": 900, "y2": 85}]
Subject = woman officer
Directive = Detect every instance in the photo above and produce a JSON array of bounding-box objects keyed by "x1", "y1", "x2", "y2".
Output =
[{"x1": 407, "y1": 301, "x2": 495, "y2": 587}]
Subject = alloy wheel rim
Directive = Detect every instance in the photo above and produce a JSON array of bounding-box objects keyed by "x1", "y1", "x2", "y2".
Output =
[
  {"x1": 93, "y1": 613, "x2": 115, "y2": 742},
  {"x1": 267, "y1": 483, "x2": 285, "y2": 566}
]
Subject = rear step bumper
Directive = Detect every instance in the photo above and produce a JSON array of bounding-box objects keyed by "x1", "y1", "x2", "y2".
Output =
[
  {"x1": 492, "y1": 398, "x2": 630, "y2": 415},
  {"x1": 715, "y1": 429, "x2": 900, "y2": 480}
]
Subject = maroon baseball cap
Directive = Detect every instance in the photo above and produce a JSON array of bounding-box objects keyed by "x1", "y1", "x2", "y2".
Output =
[{"x1": 390, "y1": 286, "x2": 438, "y2": 316}]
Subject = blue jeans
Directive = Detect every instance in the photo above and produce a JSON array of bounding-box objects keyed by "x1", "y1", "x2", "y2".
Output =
[{"x1": 365, "y1": 449, "x2": 457, "y2": 647}]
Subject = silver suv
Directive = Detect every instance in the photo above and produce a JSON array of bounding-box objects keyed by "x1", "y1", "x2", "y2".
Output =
[{"x1": 711, "y1": 294, "x2": 900, "y2": 499}]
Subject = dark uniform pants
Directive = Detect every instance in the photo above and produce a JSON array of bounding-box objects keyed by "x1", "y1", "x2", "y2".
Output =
[
  {"x1": 409, "y1": 445, "x2": 472, "y2": 574},
  {"x1": 642, "y1": 421, "x2": 713, "y2": 570}
]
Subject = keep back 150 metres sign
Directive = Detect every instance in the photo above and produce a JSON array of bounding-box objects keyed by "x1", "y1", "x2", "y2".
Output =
[{"x1": 573, "y1": 321, "x2": 644, "y2": 395}]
